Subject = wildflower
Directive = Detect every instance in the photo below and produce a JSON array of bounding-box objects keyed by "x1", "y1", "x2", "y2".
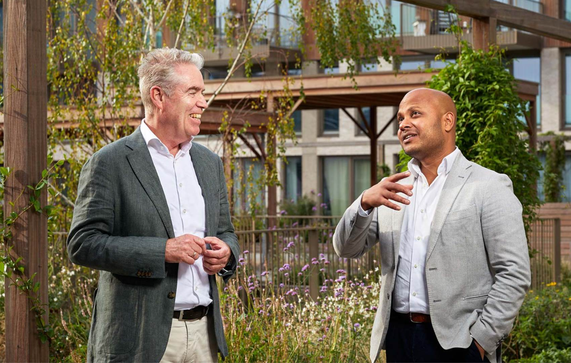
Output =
[
  {"x1": 243, "y1": 250, "x2": 249, "y2": 255},
  {"x1": 280, "y1": 283, "x2": 285, "y2": 288},
  {"x1": 279, "y1": 209, "x2": 287, "y2": 215},
  {"x1": 284, "y1": 273, "x2": 289, "y2": 277},
  {"x1": 336, "y1": 269, "x2": 347, "y2": 274},
  {"x1": 354, "y1": 323, "x2": 361, "y2": 330},
  {"x1": 312, "y1": 206, "x2": 317, "y2": 211},
  {"x1": 282, "y1": 263, "x2": 291, "y2": 270},
  {"x1": 317, "y1": 192, "x2": 322, "y2": 197},
  {"x1": 287, "y1": 241, "x2": 295, "y2": 248},
  {"x1": 261, "y1": 271, "x2": 269, "y2": 276},
  {"x1": 302, "y1": 264, "x2": 310, "y2": 272}
]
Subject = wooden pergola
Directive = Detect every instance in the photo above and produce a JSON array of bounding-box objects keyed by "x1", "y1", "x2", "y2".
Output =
[{"x1": 2, "y1": 0, "x2": 570, "y2": 361}]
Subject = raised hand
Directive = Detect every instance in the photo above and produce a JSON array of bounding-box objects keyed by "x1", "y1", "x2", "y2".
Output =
[{"x1": 361, "y1": 171, "x2": 413, "y2": 211}]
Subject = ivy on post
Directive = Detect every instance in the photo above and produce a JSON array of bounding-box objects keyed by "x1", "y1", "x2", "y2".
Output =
[{"x1": 3, "y1": 1, "x2": 49, "y2": 361}]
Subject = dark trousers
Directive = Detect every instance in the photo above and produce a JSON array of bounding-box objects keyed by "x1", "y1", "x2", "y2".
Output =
[{"x1": 386, "y1": 312, "x2": 491, "y2": 363}]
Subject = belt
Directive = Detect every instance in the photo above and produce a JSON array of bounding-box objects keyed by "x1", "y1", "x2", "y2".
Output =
[
  {"x1": 392, "y1": 310, "x2": 431, "y2": 324},
  {"x1": 173, "y1": 305, "x2": 210, "y2": 321}
]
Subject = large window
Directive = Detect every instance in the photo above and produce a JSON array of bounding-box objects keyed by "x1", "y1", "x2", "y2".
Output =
[
  {"x1": 285, "y1": 156, "x2": 302, "y2": 202},
  {"x1": 292, "y1": 110, "x2": 302, "y2": 134},
  {"x1": 566, "y1": 0, "x2": 571, "y2": 21},
  {"x1": 322, "y1": 156, "x2": 370, "y2": 216},
  {"x1": 513, "y1": 57, "x2": 541, "y2": 126},
  {"x1": 566, "y1": 55, "x2": 571, "y2": 126},
  {"x1": 537, "y1": 153, "x2": 571, "y2": 203}
]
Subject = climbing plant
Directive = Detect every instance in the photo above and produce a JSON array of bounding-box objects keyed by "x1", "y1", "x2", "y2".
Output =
[{"x1": 540, "y1": 132, "x2": 567, "y2": 203}]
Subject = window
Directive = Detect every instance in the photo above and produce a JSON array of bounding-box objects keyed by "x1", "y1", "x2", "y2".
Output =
[
  {"x1": 538, "y1": 152, "x2": 571, "y2": 203},
  {"x1": 292, "y1": 110, "x2": 302, "y2": 134},
  {"x1": 566, "y1": 55, "x2": 571, "y2": 126},
  {"x1": 322, "y1": 156, "x2": 370, "y2": 216},
  {"x1": 285, "y1": 156, "x2": 302, "y2": 202},
  {"x1": 513, "y1": 58, "x2": 541, "y2": 126},
  {"x1": 323, "y1": 109, "x2": 339, "y2": 134},
  {"x1": 356, "y1": 107, "x2": 371, "y2": 135},
  {"x1": 565, "y1": 0, "x2": 571, "y2": 21}
]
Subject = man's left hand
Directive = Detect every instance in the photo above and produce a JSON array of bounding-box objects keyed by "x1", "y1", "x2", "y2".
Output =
[{"x1": 203, "y1": 237, "x2": 231, "y2": 275}]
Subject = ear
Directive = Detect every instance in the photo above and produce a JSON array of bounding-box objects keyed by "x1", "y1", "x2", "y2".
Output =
[
  {"x1": 443, "y1": 112, "x2": 455, "y2": 132},
  {"x1": 150, "y1": 86, "x2": 165, "y2": 112}
]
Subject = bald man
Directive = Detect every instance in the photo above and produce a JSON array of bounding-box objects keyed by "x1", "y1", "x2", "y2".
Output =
[{"x1": 333, "y1": 89, "x2": 530, "y2": 363}]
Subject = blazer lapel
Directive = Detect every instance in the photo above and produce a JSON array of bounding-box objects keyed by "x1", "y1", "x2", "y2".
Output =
[
  {"x1": 190, "y1": 145, "x2": 215, "y2": 236},
  {"x1": 391, "y1": 175, "x2": 413, "y2": 266},
  {"x1": 426, "y1": 154, "x2": 472, "y2": 260},
  {"x1": 125, "y1": 129, "x2": 175, "y2": 238}
]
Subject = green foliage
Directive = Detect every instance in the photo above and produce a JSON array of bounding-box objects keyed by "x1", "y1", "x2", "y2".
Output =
[
  {"x1": 310, "y1": 0, "x2": 398, "y2": 82},
  {"x1": 397, "y1": 38, "x2": 541, "y2": 230},
  {"x1": 279, "y1": 193, "x2": 317, "y2": 216},
  {"x1": 503, "y1": 282, "x2": 571, "y2": 361},
  {"x1": 377, "y1": 163, "x2": 391, "y2": 180},
  {"x1": 540, "y1": 132, "x2": 567, "y2": 203},
  {"x1": 512, "y1": 347, "x2": 571, "y2": 363},
  {"x1": 427, "y1": 42, "x2": 541, "y2": 229}
]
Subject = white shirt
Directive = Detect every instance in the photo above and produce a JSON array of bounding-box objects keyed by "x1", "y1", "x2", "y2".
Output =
[
  {"x1": 140, "y1": 120, "x2": 212, "y2": 310},
  {"x1": 393, "y1": 148, "x2": 460, "y2": 314}
]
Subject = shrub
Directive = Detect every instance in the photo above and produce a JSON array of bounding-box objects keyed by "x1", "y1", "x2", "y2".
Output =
[{"x1": 503, "y1": 282, "x2": 571, "y2": 361}]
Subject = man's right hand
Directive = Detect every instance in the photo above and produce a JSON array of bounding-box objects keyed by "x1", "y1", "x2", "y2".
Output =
[
  {"x1": 165, "y1": 234, "x2": 206, "y2": 265},
  {"x1": 361, "y1": 171, "x2": 413, "y2": 211}
]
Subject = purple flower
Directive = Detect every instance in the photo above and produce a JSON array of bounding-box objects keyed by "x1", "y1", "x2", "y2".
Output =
[
  {"x1": 284, "y1": 272, "x2": 289, "y2": 277},
  {"x1": 354, "y1": 323, "x2": 361, "y2": 330},
  {"x1": 287, "y1": 241, "x2": 295, "y2": 248},
  {"x1": 279, "y1": 283, "x2": 285, "y2": 288},
  {"x1": 336, "y1": 269, "x2": 347, "y2": 274},
  {"x1": 318, "y1": 192, "x2": 322, "y2": 197},
  {"x1": 312, "y1": 206, "x2": 317, "y2": 211},
  {"x1": 243, "y1": 250, "x2": 249, "y2": 255},
  {"x1": 261, "y1": 271, "x2": 269, "y2": 276},
  {"x1": 282, "y1": 263, "x2": 291, "y2": 270},
  {"x1": 301, "y1": 264, "x2": 310, "y2": 272},
  {"x1": 280, "y1": 209, "x2": 287, "y2": 215}
]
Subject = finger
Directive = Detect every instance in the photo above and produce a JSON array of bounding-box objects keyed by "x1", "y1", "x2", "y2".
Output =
[
  {"x1": 383, "y1": 200, "x2": 402, "y2": 211},
  {"x1": 388, "y1": 182, "x2": 414, "y2": 196},
  {"x1": 204, "y1": 237, "x2": 222, "y2": 246},
  {"x1": 386, "y1": 171, "x2": 411, "y2": 183},
  {"x1": 204, "y1": 248, "x2": 225, "y2": 258},
  {"x1": 384, "y1": 191, "x2": 411, "y2": 205},
  {"x1": 182, "y1": 255, "x2": 196, "y2": 265}
]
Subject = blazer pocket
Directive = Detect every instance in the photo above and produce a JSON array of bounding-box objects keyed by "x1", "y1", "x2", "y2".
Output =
[
  {"x1": 462, "y1": 293, "x2": 489, "y2": 300},
  {"x1": 446, "y1": 204, "x2": 477, "y2": 222}
]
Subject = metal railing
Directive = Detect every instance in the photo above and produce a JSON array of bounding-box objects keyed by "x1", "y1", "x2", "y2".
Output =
[
  {"x1": 210, "y1": 13, "x2": 301, "y2": 50},
  {"x1": 234, "y1": 216, "x2": 380, "y2": 298},
  {"x1": 400, "y1": 4, "x2": 468, "y2": 37},
  {"x1": 528, "y1": 218, "x2": 561, "y2": 290}
]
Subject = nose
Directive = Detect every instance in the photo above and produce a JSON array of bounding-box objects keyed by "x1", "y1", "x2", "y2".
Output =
[
  {"x1": 197, "y1": 94, "x2": 208, "y2": 110},
  {"x1": 398, "y1": 117, "x2": 411, "y2": 132}
]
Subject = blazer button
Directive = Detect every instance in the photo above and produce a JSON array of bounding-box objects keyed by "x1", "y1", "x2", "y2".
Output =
[{"x1": 167, "y1": 291, "x2": 176, "y2": 299}]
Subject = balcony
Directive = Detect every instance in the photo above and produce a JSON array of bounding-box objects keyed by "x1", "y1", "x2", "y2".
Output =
[
  {"x1": 201, "y1": 14, "x2": 301, "y2": 67},
  {"x1": 399, "y1": 2, "x2": 543, "y2": 54}
]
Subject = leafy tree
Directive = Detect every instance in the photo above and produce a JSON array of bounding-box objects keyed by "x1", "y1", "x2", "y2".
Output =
[{"x1": 398, "y1": 41, "x2": 541, "y2": 230}]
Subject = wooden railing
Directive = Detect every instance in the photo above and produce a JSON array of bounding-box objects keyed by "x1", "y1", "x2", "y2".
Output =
[{"x1": 528, "y1": 218, "x2": 561, "y2": 290}]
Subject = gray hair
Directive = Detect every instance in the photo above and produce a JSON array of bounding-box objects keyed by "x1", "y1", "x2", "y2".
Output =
[{"x1": 138, "y1": 48, "x2": 204, "y2": 115}]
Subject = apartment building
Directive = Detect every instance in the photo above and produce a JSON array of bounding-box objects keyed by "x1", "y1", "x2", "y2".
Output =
[{"x1": 195, "y1": 0, "x2": 571, "y2": 217}]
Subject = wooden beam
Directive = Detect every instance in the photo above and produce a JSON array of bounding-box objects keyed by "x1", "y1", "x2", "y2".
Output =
[
  {"x1": 377, "y1": 112, "x2": 398, "y2": 139},
  {"x1": 370, "y1": 107, "x2": 378, "y2": 187},
  {"x1": 341, "y1": 108, "x2": 370, "y2": 137},
  {"x1": 398, "y1": 0, "x2": 571, "y2": 43},
  {"x1": 4, "y1": 1, "x2": 49, "y2": 361}
]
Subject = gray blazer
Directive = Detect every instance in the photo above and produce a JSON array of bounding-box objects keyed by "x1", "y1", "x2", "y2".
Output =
[
  {"x1": 67, "y1": 128, "x2": 239, "y2": 362},
  {"x1": 333, "y1": 153, "x2": 531, "y2": 363}
]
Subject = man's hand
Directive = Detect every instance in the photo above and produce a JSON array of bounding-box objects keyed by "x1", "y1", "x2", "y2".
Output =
[
  {"x1": 165, "y1": 234, "x2": 206, "y2": 265},
  {"x1": 361, "y1": 171, "x2": 413, "y2": 211},
  {"x1": 474, "y1": 340, "x2": 485, "y2": 360},
  {"x1": 203, "y1": 237, "x2": 231, "y2": 275}
]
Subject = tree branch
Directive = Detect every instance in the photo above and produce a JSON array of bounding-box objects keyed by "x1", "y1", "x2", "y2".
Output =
[{"x1": 207, "y1": 0, "x2": 265, "y2": 107}]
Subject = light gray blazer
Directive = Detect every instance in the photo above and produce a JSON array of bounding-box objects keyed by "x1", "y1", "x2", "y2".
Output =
[
  {"x1": 67, "y1": 128, "x2": 239, "y2": 362},
  {"x1": 333, "y1": 153, "x2": 531, "y2": 363}
]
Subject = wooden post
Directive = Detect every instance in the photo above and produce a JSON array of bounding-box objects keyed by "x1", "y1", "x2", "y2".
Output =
[
  {"x1": 266, "y1": 96, "x2": 277, "y2": 220},
  {"x1": 554, "y1": 218, "x2": 561, "y2": 283},
  {"x1": 472, "y1": 17, "x2": 497, "y2": 50},
  {"x1": 4, "y1": 1, "x2": 49, "y2": 362},
  {"x1": 370, "y1": 106, "x2": 378, "y2": 187}
]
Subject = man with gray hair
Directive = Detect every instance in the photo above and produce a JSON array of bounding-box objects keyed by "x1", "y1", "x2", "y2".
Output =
[{"x1": 68, "y1": 48, "x2": 239, "y2": 362}]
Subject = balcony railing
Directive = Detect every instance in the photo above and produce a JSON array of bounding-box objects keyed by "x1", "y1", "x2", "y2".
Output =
[{"x1": 399, "y1": 4, "x2": 470, "y2": 37}]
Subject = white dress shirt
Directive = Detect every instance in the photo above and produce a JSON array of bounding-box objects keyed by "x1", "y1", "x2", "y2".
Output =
[
  {"x1": 358, "y1": 148, "x2": 460, "y2": 314},
  {"x1": 393, "y1": 148, "x2": 460, "y2": 314},
  {"x1": 140, "y1": 120, "x2": 212, "y2": 310}
]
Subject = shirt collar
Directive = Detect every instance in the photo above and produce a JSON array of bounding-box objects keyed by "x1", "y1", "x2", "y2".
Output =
[
  {"x1": 140, "y1": 119, "x2": 193, "y2": 156},
  {"x1": 407, "y1": 147, "x2": 460, "y2": 179}
]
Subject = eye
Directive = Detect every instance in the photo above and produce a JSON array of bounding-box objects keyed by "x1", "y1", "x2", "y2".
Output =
[{"x1": 412, "y1": 111, "x2": 420, "y2": 116}]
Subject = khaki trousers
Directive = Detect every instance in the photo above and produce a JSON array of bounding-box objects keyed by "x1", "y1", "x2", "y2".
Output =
[{"x1": 160, "y1": 315, "x2": 218, "y2": 363}]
